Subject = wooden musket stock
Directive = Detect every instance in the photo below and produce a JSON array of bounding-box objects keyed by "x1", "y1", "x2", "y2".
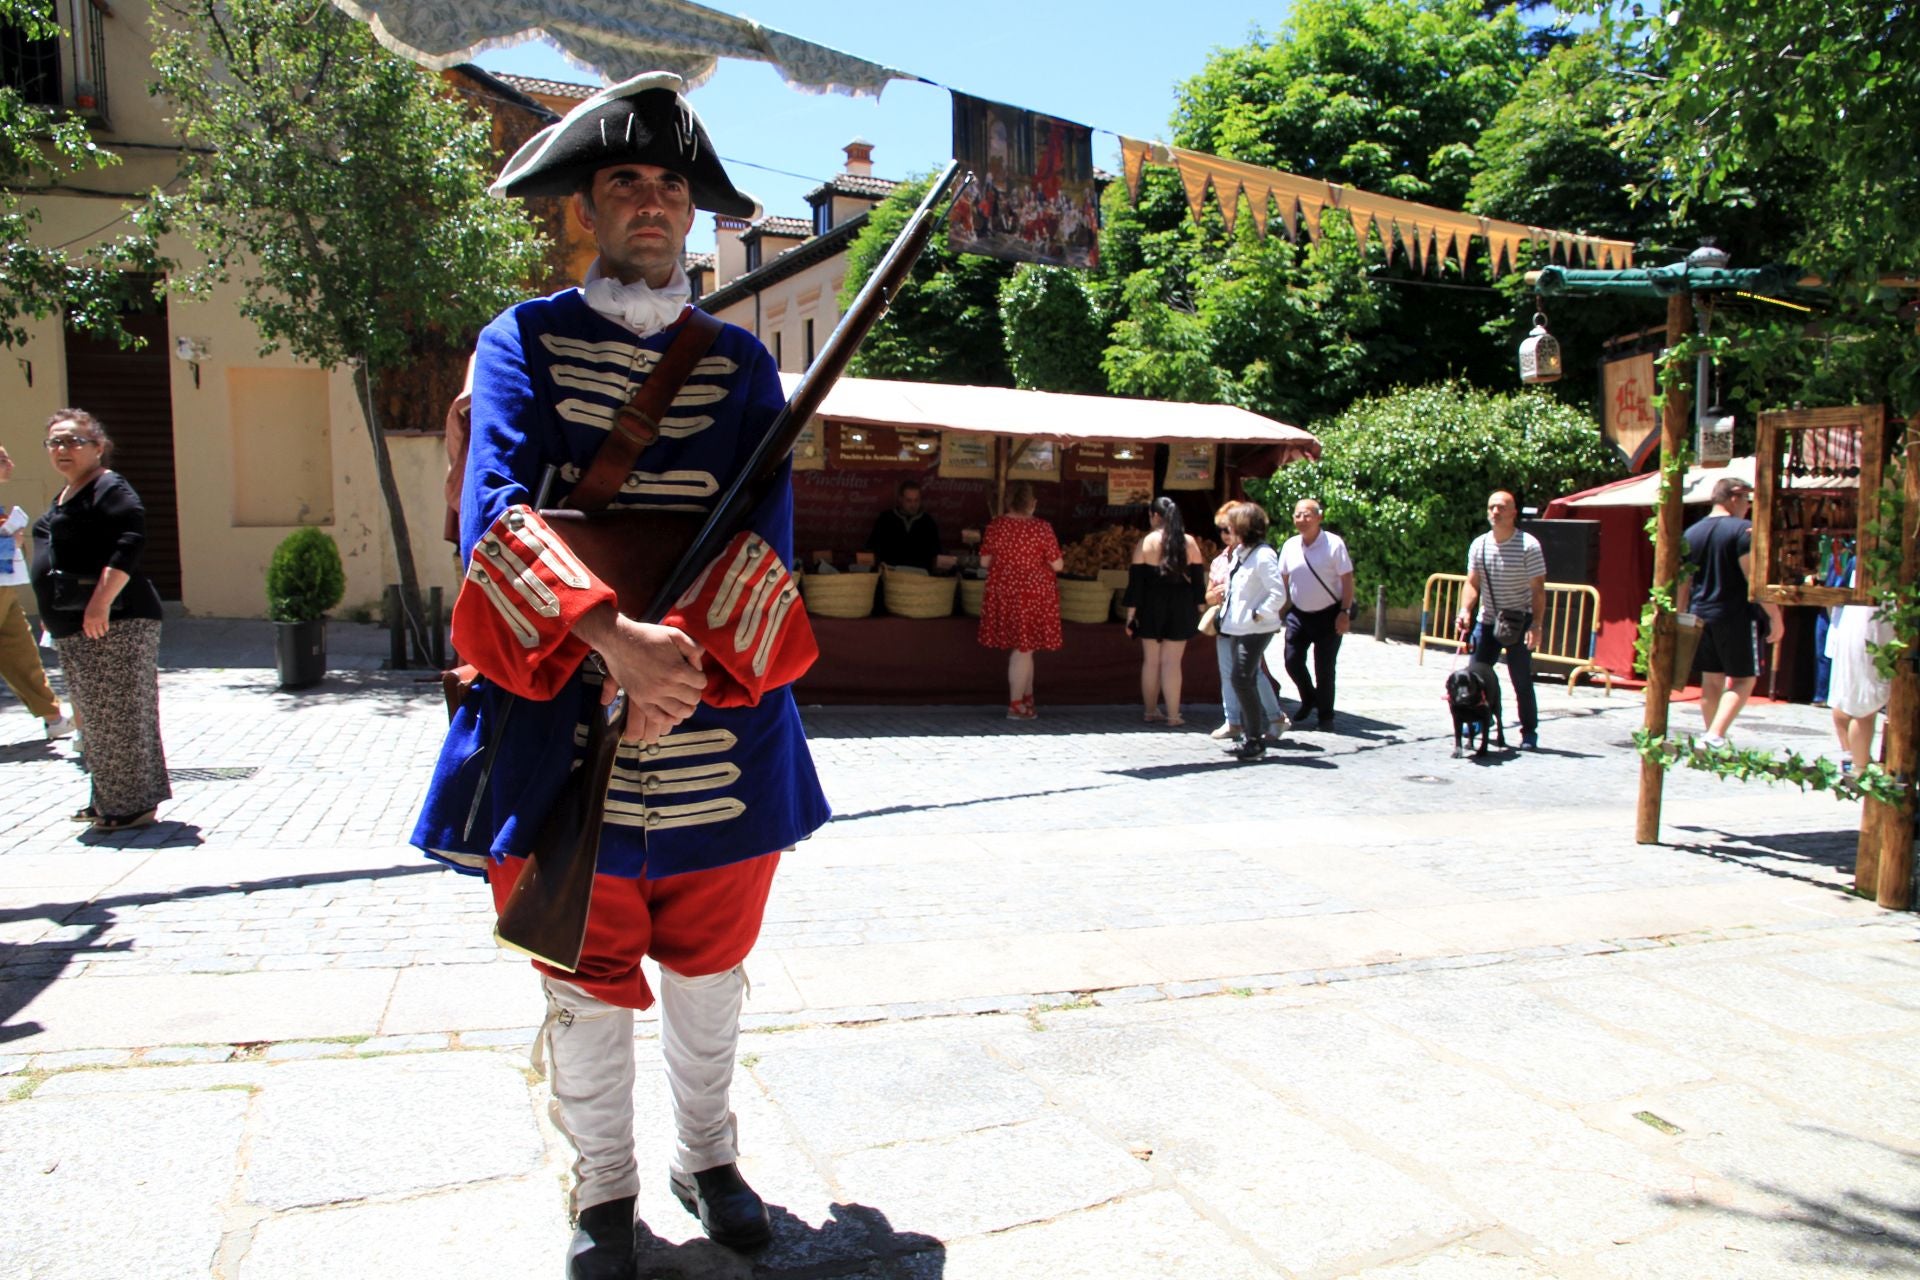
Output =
[{"x1": 494, "y1": 161, "x2": 965, "y2": 968}]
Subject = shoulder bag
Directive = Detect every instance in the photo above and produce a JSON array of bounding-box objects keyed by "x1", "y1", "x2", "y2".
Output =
[{"x1": 1480, "y1": 539, "x2": 1530, "y2": 646}]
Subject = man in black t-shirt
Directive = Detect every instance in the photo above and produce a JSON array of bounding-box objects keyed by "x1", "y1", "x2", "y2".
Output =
[
  {"x1": 1677, "y1": 476, "x2": 1783, "y2": 748},
  {"x1": 866, "y1": 479, "x2": 941, "y2": 572}
]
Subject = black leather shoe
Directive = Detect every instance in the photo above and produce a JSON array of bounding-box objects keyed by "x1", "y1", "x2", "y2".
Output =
[
  {"x1": 567, "y1": 1195, "x2": 636, "y2": 1280},
  {"x1": 1228, "y1": 739, "x2": 1267, "y2": 762},
  {"x1": 669, "y1": 1163, "x2": 772, "y2": 1252}
]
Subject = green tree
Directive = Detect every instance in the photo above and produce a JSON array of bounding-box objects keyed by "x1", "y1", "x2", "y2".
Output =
[
  {"x1": 997, "y1": 265, "x2": 1104, "y2": 394},
  {"x1": 1590, "y1": 0, "x2": 1920, "y2": 411},
  {"x1": 1247, "y1": 382, "x2": 1621, "y2": 603},
  {"x1": 144, "y1": 0, "x2": 543, "y2": 650},
  {"x1": 838, "y1": 172, "x2": 1014, "y2": 386},
  {"x1": 0, "y1": 0, "x2": 162, "y2": 348}
]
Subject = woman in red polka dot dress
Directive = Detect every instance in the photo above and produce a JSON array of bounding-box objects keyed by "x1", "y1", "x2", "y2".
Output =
[{"x1": 978, "y1": 481, "x2": 1065, "y2": 719}]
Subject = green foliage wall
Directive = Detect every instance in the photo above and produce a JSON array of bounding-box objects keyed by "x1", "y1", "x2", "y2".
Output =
[{"x1": 1246, "y1": 382, "x2": 1622, "y2": 604}]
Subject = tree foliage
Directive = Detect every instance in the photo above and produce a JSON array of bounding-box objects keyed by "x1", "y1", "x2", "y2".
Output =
[
  {"x1": 144, "y1": 0, "x2": 543, "y2": 641},
  {"x1": 997, "y1": 265, "x2": 1104, "y2": 393},
  {"x1": 839, "y1": 172, "x2": 1014, "y2": 386},
  {"x1": 0, "y1": 0, "x2": 162, "y2": 348},
  {"x1": 1246, "y1": 382, "x2": 1621, "y2": 603}
]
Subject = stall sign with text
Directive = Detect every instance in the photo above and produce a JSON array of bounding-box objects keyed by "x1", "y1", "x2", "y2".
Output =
[
  {"x1": 1107, "y1": 467, "x2": 1154, "y2": 506},
  {"x1": 940, "y1": 431, "x2": 994, "y2": 479},
  {"x1": 1009, "y1": 439, "x2": 1060, "y2": 482},
  {"x1": 1602, "y1": 352, "x2": 1659, "y2": 468},
  {"x1": 831, "y1": 423, "x2": 930, "y2": 469},
  {"x1": 1164, "y1": 442, "x2": 1215, "y2": 491}
]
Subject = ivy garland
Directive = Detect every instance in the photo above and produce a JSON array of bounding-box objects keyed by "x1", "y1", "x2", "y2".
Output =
[
  {"x1": 1633, "y1": 729, "x2": 1905, "y2": 807},
  {"x1": 1634, "y1": 438, "x2": 1696, "y2": 677},
  {"x1": 1862, "y1": 461, "x2": 1920, "y2": 682}
]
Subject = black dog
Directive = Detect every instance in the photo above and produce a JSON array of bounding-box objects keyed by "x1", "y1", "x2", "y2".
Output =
[{"x1": 1446, "y1": 667, "x2": 1505, "y2": 758}]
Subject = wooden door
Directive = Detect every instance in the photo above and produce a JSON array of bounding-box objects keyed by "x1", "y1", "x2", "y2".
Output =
[{"x1": 62, "y1": 305, "x2": 183, "y2": 600}]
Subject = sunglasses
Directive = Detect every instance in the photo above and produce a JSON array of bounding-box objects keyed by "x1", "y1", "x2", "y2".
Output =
[{"x1": 45, "y1": 437, "x2": 96, "y2": 450}]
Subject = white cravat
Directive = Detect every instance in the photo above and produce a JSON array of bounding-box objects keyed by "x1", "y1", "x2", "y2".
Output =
[{"x1": 581, "y1": 258, "x2": 692, "y2": 338}]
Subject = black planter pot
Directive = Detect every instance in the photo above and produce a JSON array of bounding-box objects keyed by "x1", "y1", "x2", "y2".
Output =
[{"x1": 274, "y1": 617, "x2": 327, "y2": 690}]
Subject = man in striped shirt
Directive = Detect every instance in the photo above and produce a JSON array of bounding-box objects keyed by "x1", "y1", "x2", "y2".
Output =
[{"x1": 1455, "y1": 490, "x2": 1548, "y2": 749}]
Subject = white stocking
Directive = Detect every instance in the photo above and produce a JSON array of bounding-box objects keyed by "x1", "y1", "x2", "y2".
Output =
[
  {"x1": 657, "y1": 963, "x2": 747, "y2": 1175},
  {"x1": 535, "y1": 975, "x2": 637, "y2": 1214}
]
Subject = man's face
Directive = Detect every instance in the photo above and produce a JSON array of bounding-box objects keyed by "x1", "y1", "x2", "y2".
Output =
[
  {"x1": 574, "y1": 163, "x2": 695, "y2": 287},
  {"x1": 899, "y1": 487, "x2": 923, "y2": 516},
  {"x1": 1726, "y1": 486, "x2": 1752, "y2": 515},
  {"x1": 1487, "y1": 492, "x2": 1517, "y2": 531},
  {"x1": 1292, "y1": 502, "x2": 1322, "y2": 538}
]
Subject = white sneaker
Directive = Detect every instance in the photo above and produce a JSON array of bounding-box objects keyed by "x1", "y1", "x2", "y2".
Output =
[
  {"x1": 43, "y1": 715, "x2": 75, "y2": 741},
  {"x1": 1701, "y1": 733, "x2": 1729, "y2": 750},
  {"x1": 1211, "y1": 722, "x2": 1238, "y2": 740},
  {"x1": 1269, "y1": 713, "x2": 1292, "y2": 739}
]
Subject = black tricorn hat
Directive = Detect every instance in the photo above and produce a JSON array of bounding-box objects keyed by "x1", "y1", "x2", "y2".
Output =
[{"x1": 490, "y1": 71, "x2": 761, "y2": 217}]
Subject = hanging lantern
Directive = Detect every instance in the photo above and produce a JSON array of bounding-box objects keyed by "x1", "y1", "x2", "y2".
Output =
[{"x1": 1518, "y1": 311, "x2": 1563, "y2": 384}]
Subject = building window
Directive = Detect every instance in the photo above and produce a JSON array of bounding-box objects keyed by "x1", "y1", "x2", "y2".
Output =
[
  {"x1": 1, "y1": 17, "x2": 60, "y2": 105},
  {"x1": 773, "y1": 331, "x2": 783, "y2": 370},
  {"x1": 1, "y1": 1, "x2": 108, "y2": 118},
  {"x1": 803, "y1": 319, "x2": 815, "y2": 369},
  {"x1": 744, "y1": 239, "x2": 761, "y2": 272},
  {"x1": 812, "y1": 200, "x2": 831, "y2": 236}
]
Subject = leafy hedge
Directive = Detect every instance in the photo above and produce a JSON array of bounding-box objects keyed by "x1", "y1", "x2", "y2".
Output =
[{"x1": 1245, "y1": 382, "x2": 1622, "y2": 604}]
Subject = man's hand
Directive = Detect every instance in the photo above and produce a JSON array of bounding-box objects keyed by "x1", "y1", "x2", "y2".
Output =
[
  {"x1": 576, "y1": 604, "x2": 706, "y2": 743},
  {"x1": 1454, "y1": 610, "x2": 1472, "y2": 642},
  {"x1": 1334, "y1": 609, "x2": 1351, "y2": 636},
  {"x1": 1525, "y1": 625, "x2": 1541, "y2": 650}
]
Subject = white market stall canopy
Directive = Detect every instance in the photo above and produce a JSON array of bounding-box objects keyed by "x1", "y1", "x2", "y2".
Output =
[
  {"x1": 777, "y1": 373, "x2": 1321, "y2": 460},
  {"x1": 1562, "y1": 458, "x2": 1756, "y2": 508}
]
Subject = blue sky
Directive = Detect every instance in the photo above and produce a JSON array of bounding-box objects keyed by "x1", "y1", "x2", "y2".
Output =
[{"x1": 476, "y1": 2, "x2": 1292, "y2": 253}]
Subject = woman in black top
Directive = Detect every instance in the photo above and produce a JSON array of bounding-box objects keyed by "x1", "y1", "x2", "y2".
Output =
[
  {"x1": 30, "y1": 409, "x2": 170, "y2": 832},
  {"x1": 1123, "y1": 496, "x2": 1206, "y2": 725}
]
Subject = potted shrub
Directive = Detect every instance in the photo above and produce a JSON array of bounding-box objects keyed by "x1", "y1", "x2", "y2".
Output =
[{"x1": 266, "y1": 527, "x2": 345, "y2": 689}]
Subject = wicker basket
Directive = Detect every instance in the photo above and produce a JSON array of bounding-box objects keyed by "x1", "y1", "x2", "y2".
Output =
[
  {"x1": 959, "y1": 576, "x2": 986, "y2": 617},
  {"x1": 1097, "y1": 568, "x2": 1132, "y2": 592},
  {"x1": 1057, "y1": 577, "x2": 1113, "y2": 625},
  {"x1": 882, "y1": 568, "x2": 958, "y2": 619},
  {"x1": 797, "y1": 570, "x2": 877, "y2": 619}
]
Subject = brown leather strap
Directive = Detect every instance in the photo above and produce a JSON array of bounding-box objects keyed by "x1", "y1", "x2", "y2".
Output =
[{"x1": 566, "y1": 307, "x2": 724, "y2": 512}]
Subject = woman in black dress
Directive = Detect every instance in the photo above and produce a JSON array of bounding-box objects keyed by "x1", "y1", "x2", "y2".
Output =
[
  {"x1": 1124, "y1": 496, "x2": 1205, "y2": 725},
  {"x1": 30, "y1": 409, "x2": 170, "y2": 833}
]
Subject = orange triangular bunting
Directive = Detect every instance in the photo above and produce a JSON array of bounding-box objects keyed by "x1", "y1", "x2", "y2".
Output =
[
  {"x1": 1246, "y1": 190, "x2": 1270, "y2": 237},
  {"x1": 1120, "y1": 137, "x2": 1151, "y2": 203},
  {"x1": 1217, "y1": 181, "x2": 1242, "y2": 234},
  {"x1": 1180, "y1": 165, "x2": 1213, "y2": 223}
]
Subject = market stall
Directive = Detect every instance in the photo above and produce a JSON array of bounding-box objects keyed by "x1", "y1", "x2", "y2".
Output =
[{"x1": 775, "y1": 374, "x2": 1319, "y2": 705}]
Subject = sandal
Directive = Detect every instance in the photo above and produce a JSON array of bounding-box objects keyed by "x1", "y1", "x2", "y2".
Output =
[
  {"x1": 89, "y1": 808, "x2": 157, "y2": 834},
  {"x1": 1165, "y1": 716, "x2": 1185, "y2": 727},
  {"x1": 1144, "y1": 711, "x2": 1166, "y2": 723},
  {"x1": 69, "y1": 805, "x2": 99, "y2": 824}
]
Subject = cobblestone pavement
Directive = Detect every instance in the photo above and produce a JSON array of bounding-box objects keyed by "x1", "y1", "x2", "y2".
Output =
[{"x1": 1, "y1": 620, "x2": 1915, "y2": 1278}]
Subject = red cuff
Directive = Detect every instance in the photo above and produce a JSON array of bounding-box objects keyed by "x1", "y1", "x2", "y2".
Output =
[
  {"x1": 662, "y1": 531, "x2": 817, "y2": 707},
  {"x1": 450, "y1": 505, "x2": 616, "y2": 700}
]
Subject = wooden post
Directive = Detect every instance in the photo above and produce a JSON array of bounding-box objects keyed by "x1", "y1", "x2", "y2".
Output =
[
  {"x1": 1865, "y1": 424, "x2": 1919, "y2": 908},
  {"x1": 1635, "y1": 291, "x2": 1694, "y2": 844}
]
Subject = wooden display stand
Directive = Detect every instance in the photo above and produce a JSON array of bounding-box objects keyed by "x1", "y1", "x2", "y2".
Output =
[{"x1": 1751, "y1": 405, "x2": 1886, "y2": 605}]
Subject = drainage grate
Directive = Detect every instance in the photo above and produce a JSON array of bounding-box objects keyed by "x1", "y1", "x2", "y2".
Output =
[{"x1": 168, "y1": 767, "x2": 259, "y2": 783}]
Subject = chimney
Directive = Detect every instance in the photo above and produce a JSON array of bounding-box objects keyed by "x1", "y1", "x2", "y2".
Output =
[
  {"x1": 842, "y1": 137, "x2": 874, "y2": 178},
  {"x1": 713, "y1": 214, "x2": 751, "y2": 286}
]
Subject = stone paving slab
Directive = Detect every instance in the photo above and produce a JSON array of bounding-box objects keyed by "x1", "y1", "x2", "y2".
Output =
[{"x1": 2, "y1": 926, "x2": 1915, "y2": 1278}]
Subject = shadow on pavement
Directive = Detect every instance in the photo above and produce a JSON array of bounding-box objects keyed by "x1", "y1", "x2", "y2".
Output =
[
  {"x1": 0, "y1": 863, "x2": 444, "y2": 1046},
  {"x1": 1666, "y1": 825, "x2": 1861, "y2": 894},
  {"x1": 191, "y1": 669, "x2": 444, "y2": 713},
  {"x1": 831, "y1": 784, "x2": 1106, "y2": 823},
  {"x1": 76, "y1": 820, "x2": 206, "y2": 850},
  {"x1": 634, "y1": 1201, "x2": 943, "y2": 1278},
  {"x1": 1654, "y1": 1130, "x2": 1920, "y2": 1273}
]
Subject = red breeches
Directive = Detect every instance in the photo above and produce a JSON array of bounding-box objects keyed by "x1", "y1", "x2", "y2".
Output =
[{"x1": 486, "y1": 851, "x2": 780, "y2": 1011}]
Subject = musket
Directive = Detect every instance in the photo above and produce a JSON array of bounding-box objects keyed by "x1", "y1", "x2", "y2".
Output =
[{"x1": 496, "y1": 160, "x2": 966, "y2": 970}]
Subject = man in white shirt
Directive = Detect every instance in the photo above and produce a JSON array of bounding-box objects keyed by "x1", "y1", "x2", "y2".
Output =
[
  {"x1": 0, "y1": 445, "x2": 73, "y2": 739},
  {"x1": 1276, "y1": 498, "x2": 1354, "y2": 728}
]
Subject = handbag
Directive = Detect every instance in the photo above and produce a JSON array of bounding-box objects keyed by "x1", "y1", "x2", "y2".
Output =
[
  {"x1": 1198, "y1": 603, "x2": 1221, "y2": 637},
  {"x1": 1479, "y1": 541, "x2": 1530, "y2": 646}
]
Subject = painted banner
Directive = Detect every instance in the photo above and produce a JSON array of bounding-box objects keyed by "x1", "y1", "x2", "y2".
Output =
[
  {"x1": 1601, "y1": 352, "x2": 1660, "y2": 468},
  {"x1": 792, "y1": 418, "x2": 826, "y2": 471},
  {"x1": 1106, "y1": 467, "x2": 1154, "y2": 507},
  {"x1": 1164, "y1": 442, "x2": 1216, "y2": 491},
  {"x1": 832, "y1": 423, "x2": 935, "y2": 470},
  {"x1": 949, "y1": 92, "x2": 1099, "y2": 269},
  {"x1": 940, "y1": 431, "x2": 994, "y2": 479},
  {"x1": 1008, "y1": 438, "x2": 1060, "y2": 482}
]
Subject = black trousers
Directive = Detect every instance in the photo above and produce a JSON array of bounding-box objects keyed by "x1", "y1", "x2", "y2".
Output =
[
  {"x1": 1283, "y1": 603, "x2": 1343, "y2": 719},
  {"x1": 1227, "y1": 631, "x2": 1276, "y2": 741}
]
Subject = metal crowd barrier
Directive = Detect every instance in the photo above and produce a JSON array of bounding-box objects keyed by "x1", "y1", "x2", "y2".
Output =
[{"x1": 1418, "y1": 573, "x2": 1613, "y2": 693}]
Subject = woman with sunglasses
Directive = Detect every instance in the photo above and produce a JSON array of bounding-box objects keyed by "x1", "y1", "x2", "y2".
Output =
[
  {"x1": 1206, "y1": 502, "x2": 1286, "y2": 745},
  {"x1": 1214, "y1": 500, "x2": 1290, "y2": 761},
  {"x1": 30, "y1": 409, "x2": 170, "y2": 832}
]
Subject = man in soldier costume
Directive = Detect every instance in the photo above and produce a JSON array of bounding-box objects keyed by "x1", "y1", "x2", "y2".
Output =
[{"x1": 412, "y1": 73, "x2": 830, "y2": 1277}]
